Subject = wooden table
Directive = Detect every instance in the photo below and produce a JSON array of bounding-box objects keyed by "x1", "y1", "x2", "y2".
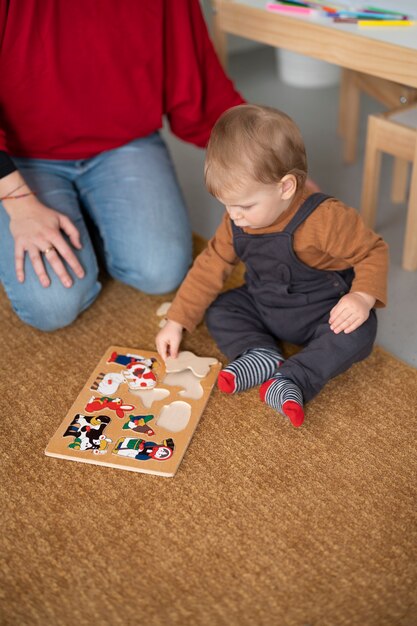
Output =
[{"x1": 211, "y1": 0, "x2": 417, "y2": 88}]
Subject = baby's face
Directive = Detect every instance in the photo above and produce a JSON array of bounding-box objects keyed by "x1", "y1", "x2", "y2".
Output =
[{"x1": 219, "y1": 180, "x2": 293, "y2": 229}]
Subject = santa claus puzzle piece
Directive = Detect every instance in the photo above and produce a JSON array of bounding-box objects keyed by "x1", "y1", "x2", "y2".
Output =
[{"x1": 91, "y1": 352, "x2": 158, "y2": 394}]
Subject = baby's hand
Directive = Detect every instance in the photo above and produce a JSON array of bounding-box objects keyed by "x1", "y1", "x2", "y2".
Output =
[
  {"x1": 156, "y1": 320, "x2": 184, "y2": 360},
  {"x1": 329, "y1": 292, "x2": 376, "y2": 334}
]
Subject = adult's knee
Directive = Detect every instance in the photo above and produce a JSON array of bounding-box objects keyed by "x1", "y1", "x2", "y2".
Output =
[
  {"x1": 110, "y1": 241, "x2": 192, "y2": 295},
  {"x1": 11, "y1": 276, "x2": 100, "y2": 332}
]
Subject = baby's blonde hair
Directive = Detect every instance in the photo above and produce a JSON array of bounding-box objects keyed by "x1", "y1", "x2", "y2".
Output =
[{"x1": 205, "y1": 104, "x2": 307, "y2": 198}]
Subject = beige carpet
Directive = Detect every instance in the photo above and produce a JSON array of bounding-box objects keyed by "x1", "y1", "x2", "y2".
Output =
[{"x1": 1, "y1": 252, "x2": 417, "y2": 626}]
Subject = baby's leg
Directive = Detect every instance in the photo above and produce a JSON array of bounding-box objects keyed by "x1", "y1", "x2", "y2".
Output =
[
  {"x1": 206, "y1": 286, "x2": 284, "y2": 393},
  {"x1": 260, "y1": 374, "x2": 304, "y2": 427},
  {"x1": 261, "y1": 311, "x2": 378, "y2": 423}
]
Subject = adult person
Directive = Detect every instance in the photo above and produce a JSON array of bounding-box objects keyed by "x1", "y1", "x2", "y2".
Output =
[{"x1": 0, "y1": 0, "x2": 244, "y2": 331}]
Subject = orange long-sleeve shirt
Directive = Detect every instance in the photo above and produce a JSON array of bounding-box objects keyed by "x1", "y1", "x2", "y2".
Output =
[{"x1": 168, "y1": 192, "x2": 389, "y2": 333}]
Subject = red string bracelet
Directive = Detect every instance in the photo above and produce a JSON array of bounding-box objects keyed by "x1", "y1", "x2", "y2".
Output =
[{"x1": 0, "y1": 191, "x2": 36, "y2": 201}]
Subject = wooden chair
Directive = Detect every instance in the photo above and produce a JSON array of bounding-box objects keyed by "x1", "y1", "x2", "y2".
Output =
[
  {"x1": 360, "y1": 104, "x2": 417, "y2": 271},
  {"x1": 339, "y1": 70, "x2": 417, "y2": 206},
  {"x1": 338, "y1": 69, "x2": 417, "y2": 163}
]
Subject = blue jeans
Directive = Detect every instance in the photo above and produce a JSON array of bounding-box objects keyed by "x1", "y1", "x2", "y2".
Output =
[{"x1": 0, "y1": 133, "x2": 192, "y2": 331}]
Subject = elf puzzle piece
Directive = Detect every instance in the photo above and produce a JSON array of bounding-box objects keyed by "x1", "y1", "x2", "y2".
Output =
[
  {"x1": 112, "y1": 437, "x2": 175, "y2": 461},
  {"x1": 63, "y1": 413, "x2": 112, "y2": 454},
  {"x1": 91, "y1": 351, "x2": 158, "y2": 394}
]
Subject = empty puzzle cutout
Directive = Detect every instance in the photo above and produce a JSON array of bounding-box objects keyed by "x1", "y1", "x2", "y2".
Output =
[
  {"x1": 163, "y1": 370, "x2": 204, "y2": 400},
  {"x1": 156, "y1": 401, "x2": 192, "y2": 432},
  {"x1": 165, "y1": 351, "x2": 218, "y2": 378},
  {"x1": 129, "y1": 387, "x2": 170, "y2": 407}
]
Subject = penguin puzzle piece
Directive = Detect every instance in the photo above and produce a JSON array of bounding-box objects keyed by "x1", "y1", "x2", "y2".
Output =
[{"x1": 165, "y1": 351, "x2": 218, "y2": 378}]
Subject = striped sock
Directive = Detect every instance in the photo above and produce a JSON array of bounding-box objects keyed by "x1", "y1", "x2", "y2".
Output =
[
  {"x1": 260, "y1": 373, "x2": 304, "y2": 428},
  {"x1": 217, "y1": 347, "x2": 284, "y2": 394}
]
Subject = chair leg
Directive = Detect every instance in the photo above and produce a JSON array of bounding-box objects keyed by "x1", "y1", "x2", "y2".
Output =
[
  {"x1": 211, "y1": 3, "x2": 228, "y2": 70},
  {"x1": 391, "y1": 158, "x2": 409, "y2": 204},
  {"x1": 342, "y1": 72, "x2": 361, "y2": 164},
  {"x1": 402, "y1": 144, "x2": 417, "y2": 271},
  {"x1": 361, "y1": 116, "x2": 383, "y2": 229},
  {"x1": 338, "y1": 68, "x2": 350, "y2": 138}
]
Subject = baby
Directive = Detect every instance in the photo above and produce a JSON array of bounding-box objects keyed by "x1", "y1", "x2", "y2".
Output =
[{"x1": 156, "y1": 104, "x2": 388, "y2": 427}]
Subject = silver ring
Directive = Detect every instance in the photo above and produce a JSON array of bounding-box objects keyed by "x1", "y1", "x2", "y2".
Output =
[{"x1": 43, "y1": 246, "x2": 54, "y2": 255}]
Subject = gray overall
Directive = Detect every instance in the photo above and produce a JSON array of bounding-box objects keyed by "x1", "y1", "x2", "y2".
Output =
[{"x1": 206, "y1": 193, "x2": 377, "y2": 403}]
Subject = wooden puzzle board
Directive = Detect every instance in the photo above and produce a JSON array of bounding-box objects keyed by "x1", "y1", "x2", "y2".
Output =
[{"x1": 45, "y1": 346, "x2": 221, "y2": 477}]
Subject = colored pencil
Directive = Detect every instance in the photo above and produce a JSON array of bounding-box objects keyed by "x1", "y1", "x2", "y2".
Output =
[
  {"x1": 364, "y1": 5, "x2": 412, "y2": 17},
  {"x1": 358, "y1": 19, "x2": 415, "y2": 26},
  {"x1": 266, "y1": 3, "x2": 317, "y2": 14},
  {"x1": 331, "y1": 11, "x2": 409, "y2": 20}
]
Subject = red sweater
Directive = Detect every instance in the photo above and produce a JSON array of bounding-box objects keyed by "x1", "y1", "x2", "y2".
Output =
[{"x1": 0, "y1": 0, "x2": 244, "y2": 159}]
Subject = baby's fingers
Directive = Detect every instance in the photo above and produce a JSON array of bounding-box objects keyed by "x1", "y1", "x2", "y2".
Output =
[
  {"x1": 330, "y1": 311, "x2": 354, "y2": 334},
  {"x1": 168, "y1": 339, "x2": 180, "y2": 360},
  {"x1": 342, "y1": 317, "x2": 363, "y2": 334},
  {"x1": 156, "y1": 335, "x2": 171, "y2": 361},
  {"x1": 329, "y1": 304, "x2": 347, "y2": 328}
]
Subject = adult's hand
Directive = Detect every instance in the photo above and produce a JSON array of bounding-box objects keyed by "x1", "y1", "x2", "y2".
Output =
[{"x1": 4, "y1": 194, "x2": 85, "y2": 288}]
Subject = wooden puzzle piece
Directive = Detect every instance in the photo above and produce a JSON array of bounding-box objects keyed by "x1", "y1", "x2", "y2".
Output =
[
  {"x1": 112, "y1": 437, "x2": 175, "y2": 461},
  {"x1": 63, "y1": 413, "x2": 112, "y2": 454},
  {"x1": 165, "y1": 351, "x2": 218, "y2": 378},
  {"x1": 107, "y1": 352, "x2": 159, "y2": 389},
  {"x1": 156, "y1": 401, "x2": 192, "y2": 433},
  {"x1": 91, "y1": 362, "x2": 157, "y2": 395},
  {"x1": 123, "y1": 361, "x2": 157, "y2": 390},
  {"x1": 107, "y1": 351, "x2": 157, "y2": 368},
  {"x1": 156, "y1": 302, "x2": 172, "y2": 317},
  {"x1": 91, "y1": 372, "x2": 125, "y2": 395},
  {"x1": 122, "y1": 414, "x2": 155, "y2": 436},
  {"x1": 162, "y1": 370, "x2": 204, "y2": 400},
  {"x1": 129, "y1": 387, "x2": 170, "y2": 407},
  {"x1": 85, "y1": 396, "x2": 135, "y2": 419}
]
